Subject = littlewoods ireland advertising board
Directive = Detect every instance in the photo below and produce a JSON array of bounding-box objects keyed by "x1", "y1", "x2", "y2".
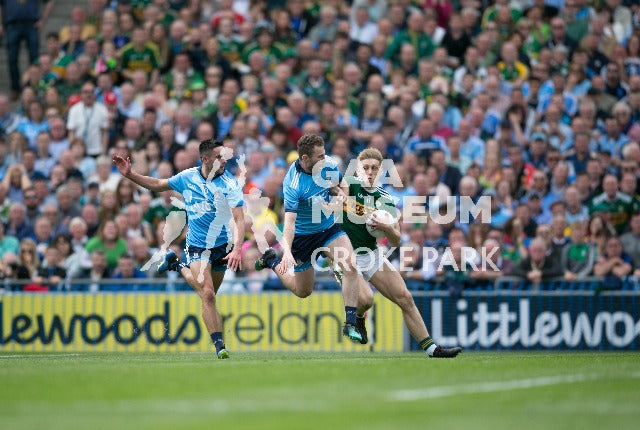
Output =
[
  {"x1": 1, "y1": 291, "x2": 638, "y2": 352},
  {"x1": 412, "y1": 291, "x2": 640, "y2": 351}
]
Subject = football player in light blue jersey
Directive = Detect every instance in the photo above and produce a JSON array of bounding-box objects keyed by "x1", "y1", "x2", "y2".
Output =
[
  {"x1": 113, "y1": 139, "x2": 245, "y2": 359},
  {"x1": 254, "y1": 134, "x2": 366, "y2": 342}
]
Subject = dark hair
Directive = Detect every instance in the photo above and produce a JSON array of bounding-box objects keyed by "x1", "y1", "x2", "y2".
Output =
[
  {"x1": 297, "y1": 134, "x2": 324, "y2": 157},
  {"x1": 199, "y1": 138, "x2": 223, "y2": 156},
  {"x1": 269, "y1": 122, "x2": 288, "y2": 137}
]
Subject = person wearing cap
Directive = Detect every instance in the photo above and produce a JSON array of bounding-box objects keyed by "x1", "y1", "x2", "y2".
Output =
[{"x1": 527, "y1": 131, "x2": 549, "y2": 169}]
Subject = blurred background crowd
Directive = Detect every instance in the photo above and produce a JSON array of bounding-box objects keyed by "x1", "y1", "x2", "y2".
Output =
[{"x1": 0, "y1": 0, "x2": 639, "y2": 292}]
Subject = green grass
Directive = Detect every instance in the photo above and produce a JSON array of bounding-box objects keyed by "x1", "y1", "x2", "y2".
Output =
[{"x1": 1, "y1": 352, "x2": 639, "y2": 430}]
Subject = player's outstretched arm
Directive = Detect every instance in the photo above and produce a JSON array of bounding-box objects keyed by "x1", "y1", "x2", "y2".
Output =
[{"x1": 113, "y1": 154, "x2": 171, "y2": 193}]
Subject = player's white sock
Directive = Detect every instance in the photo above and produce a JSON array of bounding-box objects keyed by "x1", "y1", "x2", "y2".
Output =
[{"x1": 426, "y1": 344, "x2": 437, "y2": 356}]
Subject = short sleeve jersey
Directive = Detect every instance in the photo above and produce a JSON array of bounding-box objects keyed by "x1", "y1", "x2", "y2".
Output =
[
  {"x1": 283, "y1": 158, "x2": 342, "y2": 235},
  {"x1": 168, "y1": 167, "x2": 243, "y2": 248}
]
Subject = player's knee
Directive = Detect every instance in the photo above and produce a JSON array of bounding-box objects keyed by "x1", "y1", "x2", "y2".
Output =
[
  {"x1": 340, "y1": 259, "x2": 358, "y2": 279},
  {"x1": 295, "y1": 287, "x2": 312, "y2": 299},
  {"x1": 200, "y1": 287, "x2": 216, "y2": 303}
]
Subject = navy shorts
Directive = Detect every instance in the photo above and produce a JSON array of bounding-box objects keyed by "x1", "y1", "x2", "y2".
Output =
[
  {"x1": 291, "y1": 223, "x2": 346, "y2": 272},
  {"x1": 185, "y1": 243, "x2": 233, "y2": 272}
]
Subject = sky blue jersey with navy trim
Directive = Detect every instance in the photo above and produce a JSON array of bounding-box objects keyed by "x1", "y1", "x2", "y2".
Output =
[
  {"x1": 283, "y1": 158, "x2": 342, "y2": 235},
  {"x1": 168, "y1": 167, "x2": 243, "y2": 248}
]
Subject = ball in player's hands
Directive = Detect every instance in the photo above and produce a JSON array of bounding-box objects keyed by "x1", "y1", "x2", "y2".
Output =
[{"x1": 366, "y1": 209, "x2": 395, "y2": 238}]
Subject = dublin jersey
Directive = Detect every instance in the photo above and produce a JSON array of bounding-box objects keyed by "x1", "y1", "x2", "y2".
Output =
[
  {"x1": 284, "y1": 159, "x2": 342, "y2": 235},
  {"x1": 342, "y1": 177, "x2": 399, "y2": 252},
  {"x1": 168, "y1": 167, "x2": 243, "y2": 248}
]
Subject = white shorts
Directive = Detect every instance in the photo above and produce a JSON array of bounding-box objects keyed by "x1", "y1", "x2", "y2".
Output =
[
  {"x1": 354, "y1": 248, "x2": 387, "y2": 281},
  {"x1": 332, "y1": 248, "x2": 388, "y2": 282}
]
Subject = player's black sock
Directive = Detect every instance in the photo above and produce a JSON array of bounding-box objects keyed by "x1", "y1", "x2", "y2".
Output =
[
  {"x1": 210, "y1": 332, "x2": 225, "y2": 352},
  {"x1": 356, "y1": 313, "x2": 365, "y2": 319},
  {"x1": 176, "y1": 261, "x2": 187, "y2": 272},
  {"x1": 345, "y1": 306, "x2": 357, "y2": 325},
  {"x1": 267, "y1": 255, "x2": 281, "y2": 270}
]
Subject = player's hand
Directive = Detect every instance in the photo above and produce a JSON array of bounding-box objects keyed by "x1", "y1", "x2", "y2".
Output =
[
  {"x1": 113, "y1": 154, "x2": 132, "y2": 177},
  {"x1": 223, "y1": 248, "x2": 242, "y2": 272},
  {"x1": 277, "y1": 251, "x2": 295, "y2": 275},
  {"x1": 368, "y1": 212, "x2": 390, "y2": 233}
]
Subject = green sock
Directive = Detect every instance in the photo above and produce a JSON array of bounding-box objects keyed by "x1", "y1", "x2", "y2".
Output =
[{"x1": 419, "y1": 337, "x2": 434, "y2": 351}]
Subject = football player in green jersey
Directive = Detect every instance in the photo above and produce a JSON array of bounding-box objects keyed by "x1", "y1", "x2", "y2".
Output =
[{"x1": 337, "y1": 148, "x2": 462, "y2": 358}]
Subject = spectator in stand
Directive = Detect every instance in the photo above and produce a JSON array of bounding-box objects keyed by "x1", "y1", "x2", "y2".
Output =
[
  {"x1": 85, "y1": 219, "x2": 128, "y2": 272},
  {"x1": 4, "y1": 202, "x2": 33, "y2": 241},
  {"x1": 109, "y1": 254, "x2": 147, "y2": 291},
  {"x1": 512, "y1": 238, "x2": 563, "y2": 285},
  {"x1": 589, "y1": 174, "x2": 634, "y2": 235},
  {"x1": 35, "y1": 244, "x2": 67, "y2": 290},
  {"x1": 67, "y1": 81, "x2": 109, "y2": 157},
  {"x1": 78, "y1": 249, "x2": 109, "y2": 292},
  {"x1": 5, "y1": 238, "x2": 39, "y2": 288},
  {"x1": 0, "y1": 221, "x2": 18, "y2": 258},
  {"x1": 562, "y1": 220, "x2": 596, "y2": 281},
  {"x1": 594, "y1": 236, "x2": 633, "y2": 286}
]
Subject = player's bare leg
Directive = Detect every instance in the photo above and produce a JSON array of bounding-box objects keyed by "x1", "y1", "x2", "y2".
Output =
[
  {"x1": 275, "y1": 265, "x2": 315, "y2": 298},
  {"x1": 369, "y1": 260, "x2": 462, "y2": 358},
  {"x1": 357, "y1": 278, "x2": 374, "y2": 315},
  {"x1": 323, "y1": 234, "x2": 365, "y2": 343},
  {"x1": 254, "y1": 248, "x2": 315, "y2": 297},
  {"x1": 324, "y1": 235, "x2": 359, "y2": 308},
  {"x1": 186, "y1": 260, "x2": 229, "y2": 359}
]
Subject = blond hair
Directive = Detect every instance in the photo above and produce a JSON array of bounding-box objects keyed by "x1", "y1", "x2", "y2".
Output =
[{"x1": 357, "y1": 148, "x2": 383, "y2": 163}]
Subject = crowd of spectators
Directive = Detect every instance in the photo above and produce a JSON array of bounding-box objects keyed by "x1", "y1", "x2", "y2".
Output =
[{"x1": 0, "y1": 0, "x2": 640, "y2": 293}]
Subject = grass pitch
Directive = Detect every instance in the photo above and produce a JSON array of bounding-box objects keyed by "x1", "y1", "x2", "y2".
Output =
[{"x1": 1, "y1": 351, "x2": 638, "y2": 430}]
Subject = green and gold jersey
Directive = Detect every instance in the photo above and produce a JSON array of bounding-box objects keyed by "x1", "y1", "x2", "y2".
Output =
[
  {"x1": 120, "y1": 43, "x2": 159, "y2": 74},
  {"x1": 217, "y1": 35, "x2": 244, "y2": 63},
  {"x1": 589, "y1": 192, "x2": 633, "y2": 234},
  {"x1": 342, "y1": 177, "x2": 398, "y2": 253}
]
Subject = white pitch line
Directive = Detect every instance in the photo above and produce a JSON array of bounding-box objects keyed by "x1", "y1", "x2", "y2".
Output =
[
  {"x1": 389, "y1": 374, "x2": 599, "y2": 401},
  {"x1": 0, "y1": 353, "x2": 82, "y2": 359}
]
